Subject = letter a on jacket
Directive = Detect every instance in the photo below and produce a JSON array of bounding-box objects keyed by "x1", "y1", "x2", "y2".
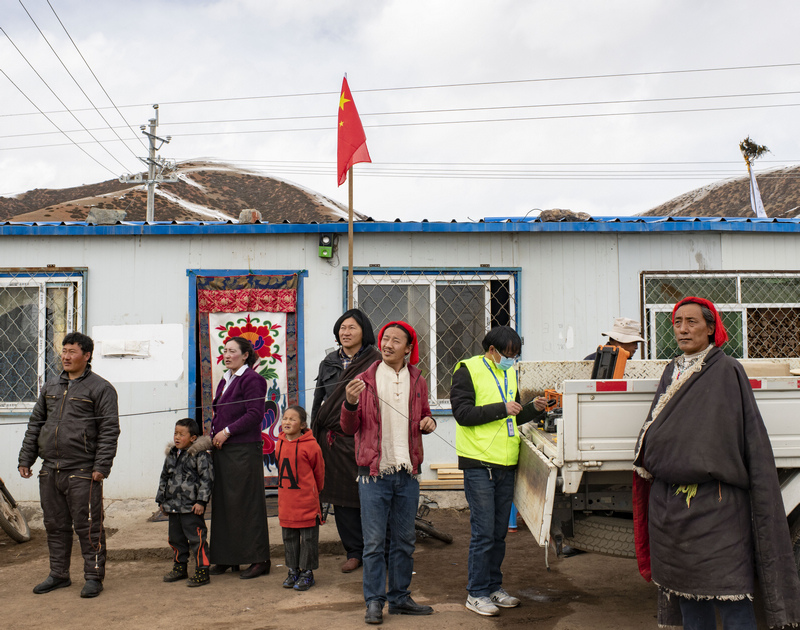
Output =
[{"x1": 276, "y1": 430, "x2": 325, "y2": 528}]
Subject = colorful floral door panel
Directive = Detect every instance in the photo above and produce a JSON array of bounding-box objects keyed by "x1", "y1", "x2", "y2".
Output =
[{"x1": 196, "y1": 274, "x2": 299, "y2": 485}]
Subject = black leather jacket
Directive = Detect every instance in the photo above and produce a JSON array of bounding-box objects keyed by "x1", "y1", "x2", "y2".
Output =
[
  {"x1": 18, "y1": 366, "x2": 120, "y2": 477},
  {"x1": 310, "y1": 350, "x2": 343, "y2": 427}
]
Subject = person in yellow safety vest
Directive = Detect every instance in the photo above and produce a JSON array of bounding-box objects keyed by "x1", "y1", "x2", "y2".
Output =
[{"x1": 450, "y1": 326, "x2": 548, "y2": 618}]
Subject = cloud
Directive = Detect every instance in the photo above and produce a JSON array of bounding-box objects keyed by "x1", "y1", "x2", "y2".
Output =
[{"x1": 2, "y1": 0, "x2": 800, "y2": 219}]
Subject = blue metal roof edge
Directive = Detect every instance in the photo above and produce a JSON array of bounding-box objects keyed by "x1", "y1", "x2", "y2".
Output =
[{"x1": 0, "y1": 216, "x2": 799, "y2": 235}]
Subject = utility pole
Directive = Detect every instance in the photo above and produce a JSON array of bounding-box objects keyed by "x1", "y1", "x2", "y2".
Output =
[{"x1": 119, "y1": 104, "x2": 178, "y2": 221}]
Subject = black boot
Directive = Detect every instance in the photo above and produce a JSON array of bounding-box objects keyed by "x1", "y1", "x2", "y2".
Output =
[
  {"x1": 187, "y1": 567, "x2": 210, "y2": 587},
  {"x1": 163, "y1": 562, "x2": 188, "y2": 582}
]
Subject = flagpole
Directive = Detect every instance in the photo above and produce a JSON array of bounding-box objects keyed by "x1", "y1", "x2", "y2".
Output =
[{"x1": 348, "y1": 166, "x2": 354, "y2": 309}]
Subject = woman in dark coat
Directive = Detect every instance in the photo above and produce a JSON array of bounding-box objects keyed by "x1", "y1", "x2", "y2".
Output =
[
  {"x1": 209, "y1": 336, "x2": 270, "y2": 579},
  {"x1": 633, "y1": 297, "x2": 800, "y2": 630},
  {"x1": 311, "y1": 309, "x2": 380, "y2": 573}
]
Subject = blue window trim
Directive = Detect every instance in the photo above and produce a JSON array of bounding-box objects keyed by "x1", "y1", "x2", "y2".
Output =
[
  {"x1": 347, "y1": 267, "x2": 522, "y2": 415},
  {"x1": 186, "y1": 269, "x2": 308, "y2": 421}
]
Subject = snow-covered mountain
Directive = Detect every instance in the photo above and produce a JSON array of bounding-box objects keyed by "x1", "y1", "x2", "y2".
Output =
[
  {"x1": 640, "y1": 166, "x2": 800, "y2": 218},
  {"x1": 0, "y1": 161, "x2": 362, "y2": 223}
]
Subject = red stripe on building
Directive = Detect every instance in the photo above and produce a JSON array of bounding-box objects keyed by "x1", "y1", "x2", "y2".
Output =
[{"x1": 749, "y1": 379, "x2": 762, "y2": 389}]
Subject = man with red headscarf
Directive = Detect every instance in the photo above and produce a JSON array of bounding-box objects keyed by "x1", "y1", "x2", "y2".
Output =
[
  {"x1": 342, "y1": 321, "x2": 437, "y2": 625},
  {"x1": 633, "y1": 297, "x2": 800, "y2": 630}
]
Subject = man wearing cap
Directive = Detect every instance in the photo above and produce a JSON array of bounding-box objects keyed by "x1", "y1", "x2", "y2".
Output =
[
  {"x1": 342, "y1": 321, "x2": 437, "y2": 625},
  {"x1": 585, "y1": 317, "x2": 645, "y2": 361}
]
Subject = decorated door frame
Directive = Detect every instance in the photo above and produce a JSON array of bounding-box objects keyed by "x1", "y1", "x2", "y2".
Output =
[{"x1": 187, "y1": 269, "x2": 307, "y2": 484}]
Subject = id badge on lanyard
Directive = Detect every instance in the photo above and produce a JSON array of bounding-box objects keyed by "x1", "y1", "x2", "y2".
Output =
[{"x1": 483, "y1": 358, "x2": 515, "y2": 437}]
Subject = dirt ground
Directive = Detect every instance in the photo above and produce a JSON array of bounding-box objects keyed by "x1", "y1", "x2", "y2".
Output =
[{"x1": 0, "y1": 508, "x2": 769, "y2": 630}]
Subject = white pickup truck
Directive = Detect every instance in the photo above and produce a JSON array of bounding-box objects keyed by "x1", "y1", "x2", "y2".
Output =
[{"x1": 514, "y1": 361, "x2": 800, "y2": 568}]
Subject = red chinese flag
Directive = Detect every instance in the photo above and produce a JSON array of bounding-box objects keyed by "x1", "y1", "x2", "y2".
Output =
[{"x1": 337, "y1": 76, "x2": 371, "y2": 186}]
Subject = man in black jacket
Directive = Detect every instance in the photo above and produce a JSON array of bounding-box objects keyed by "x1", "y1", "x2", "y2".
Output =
[{"x1": 18, "y1": 332, "x2": 119, "y2": 598}]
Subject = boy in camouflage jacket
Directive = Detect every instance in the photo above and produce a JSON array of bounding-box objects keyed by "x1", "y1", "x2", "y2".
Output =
[{"x1": 156, "y1": 418, "x2": 214, "y2": 586}]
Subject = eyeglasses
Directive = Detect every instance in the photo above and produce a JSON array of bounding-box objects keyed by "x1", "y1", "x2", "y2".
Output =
[{"x1": 493, "y1": 347, "x2": 519, "y2": 361}]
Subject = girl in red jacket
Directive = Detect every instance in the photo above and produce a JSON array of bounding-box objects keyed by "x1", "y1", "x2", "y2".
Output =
[{"x1": 276, "y1": 406, "x2": 325, "y2": 591}]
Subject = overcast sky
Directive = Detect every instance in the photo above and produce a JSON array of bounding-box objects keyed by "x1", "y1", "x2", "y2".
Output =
[{"x1": 2, "y1": 0, "x2": 799, "y2": 222}]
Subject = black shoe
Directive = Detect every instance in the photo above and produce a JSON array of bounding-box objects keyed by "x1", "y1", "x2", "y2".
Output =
[
  {"x1": 33, "y1": 576, "x2": 72, "y2": 594},
  {"x1": 163, "y1": 562, "x2": 188, "y2": 582},
  {"x1": 365, "y1": 600, "x2": 383, "y2": 625},
  {"x1": 209, "y1": 564, "x2": 240, "y2": 575},
  {"x1": 293, "y1": 570, "x2": 315, "y2": 591},
  {"x1": 187, "y1": 567, "x2": 210, "y2": 587},
  {"x1": 239, "y1": 561, "x2": 270, "y2": 579},
  {"x1": 388, "y1": 596, "x2": 433, "y2": 615},
  {"x1": 80, "y1": 580, "x2": 103, "y2": 598},
  {"x1": 283, "y1": 569, "x2": 299, "y2": 588}
]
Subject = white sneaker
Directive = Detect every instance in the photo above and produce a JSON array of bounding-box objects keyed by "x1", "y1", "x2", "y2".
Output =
[
  {"x1": 490, "y1": 588, "x2": 520, "y2": 608},
  {"x1": 466, "y1": 595, "x2": 500, "y2": 616}
]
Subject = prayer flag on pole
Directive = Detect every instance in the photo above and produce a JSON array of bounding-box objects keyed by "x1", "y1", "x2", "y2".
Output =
[
  {"x1": 337, "y1": 76, "x2": 371, "y2": 186},
  {"x1": 748, "y1": 164, "x2": 767, "y2": 218}
]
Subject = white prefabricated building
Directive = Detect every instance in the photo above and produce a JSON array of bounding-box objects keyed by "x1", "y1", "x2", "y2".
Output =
[{"x1": 1, "y1": 215, "x2": 799, "y2": 500}]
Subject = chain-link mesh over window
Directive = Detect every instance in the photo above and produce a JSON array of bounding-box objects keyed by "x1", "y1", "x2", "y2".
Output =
[
  {"x1": 642, "y1": 272, "x2": 800, "y2": 359},
  {"x1": 354, "y1": 269, "x2": 518, "y2": 408},
  {"x1": 0, "y1": 270, "x2": 84, "y2": 411}
]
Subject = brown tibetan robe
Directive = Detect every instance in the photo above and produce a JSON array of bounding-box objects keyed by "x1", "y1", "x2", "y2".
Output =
[{"x1": 633, "y1": 347, "x2": 800, "y2": 629}]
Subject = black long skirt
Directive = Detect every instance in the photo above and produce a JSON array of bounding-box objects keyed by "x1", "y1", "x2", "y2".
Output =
[{"x1": 209, "y1": 441, "x2": 270, "y2": 564}]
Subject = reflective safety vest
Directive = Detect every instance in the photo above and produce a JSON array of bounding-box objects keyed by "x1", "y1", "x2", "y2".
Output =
[{"x1": 454, "y1": 354, "x2": 521, "y2": 467}]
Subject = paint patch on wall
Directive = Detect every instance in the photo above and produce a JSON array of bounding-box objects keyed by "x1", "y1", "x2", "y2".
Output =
[{"x1": 91, "y1": 324, "x2": 184, "y2": 382}]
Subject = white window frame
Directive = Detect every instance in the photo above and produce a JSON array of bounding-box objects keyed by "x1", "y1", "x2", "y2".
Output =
[
  {"x1": 642, "y1": 271, "x2": 800, "y2": 359},
  {"x1": 0, "y1": 272, "x2": 85, "y2": 413}
]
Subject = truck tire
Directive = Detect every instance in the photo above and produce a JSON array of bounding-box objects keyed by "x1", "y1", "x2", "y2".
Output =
[{"x1": 563, "y1": 516, "x2": 635, "y2": 559}]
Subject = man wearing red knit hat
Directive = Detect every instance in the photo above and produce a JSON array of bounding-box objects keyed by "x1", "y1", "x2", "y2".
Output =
[
  {"x1": 341, "y1": 321, "x2": 437, "y2": 625},
  {"x1": 633, "y1": 297, "x2": 800, "y2": 629}
]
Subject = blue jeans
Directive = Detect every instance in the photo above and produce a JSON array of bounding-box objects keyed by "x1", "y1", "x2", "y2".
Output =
[
  {"x1": 463, "y1": 466, "x2": 515, "y2": 597},
  {"x1": 679, "y1": 597, "x2": 756, "y2": 630},
  {"x1": 359, "y1": 471, "x2": 419, "y2": 606}
]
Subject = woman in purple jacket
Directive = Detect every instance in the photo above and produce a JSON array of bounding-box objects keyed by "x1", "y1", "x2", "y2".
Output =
[{"x1": 209, "y1": 336, "x2": 270, "y2": 579}]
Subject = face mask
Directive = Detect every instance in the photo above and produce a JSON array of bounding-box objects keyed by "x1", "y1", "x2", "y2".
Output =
[{"x1": 495, "y1": 355, "x2": 516, "y2": 371}]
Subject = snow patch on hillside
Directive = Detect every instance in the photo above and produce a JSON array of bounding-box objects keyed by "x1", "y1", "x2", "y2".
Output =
[
  {"x1": 155, "y1": 189, "x2": 235, "y2": 221},
  {"x1": 177, "y1": 173, "x2": 207, "y2": 191}
]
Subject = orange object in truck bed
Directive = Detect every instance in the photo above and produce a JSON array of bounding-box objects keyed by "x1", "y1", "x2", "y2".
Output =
[{"x1": 590, "y1": 345, "x2": 629, "y2": 379}]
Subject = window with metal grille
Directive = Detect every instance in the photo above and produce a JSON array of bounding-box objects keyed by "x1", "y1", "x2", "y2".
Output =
[
  {"x1": 353, "y1": 269, "x2": 519, "y2": 409},
  {"x1": 0, "y1": 270, "x2": 85, "y2": 412},
  {"x1": 642, "y1": 272, "x2": 800, "y2": 359}
]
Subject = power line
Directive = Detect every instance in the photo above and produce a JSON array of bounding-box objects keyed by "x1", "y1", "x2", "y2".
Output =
[
  {"x1": 172, "y1": 158, "x2": 800, "y2": 182},
  {"x1": 43, "y1": 0, "x2": 148, "y2": 154},
  {"x1": 160, "y1": 100, "x2": 800, "y2": 137},
  {"x1": 6, "y1": 87, "x2": 800, "y2": 141},
  {"x1": 0, "y1": 25, "x2": 128, "y2": 174},
  {"x1": 0, "y1": 65, "x2": 119, "y2": 178},
  {"x1": 3, "y1": 61, "x2": 800, "y2": 120},
  {"x1": 226, "y1": 158, "x2": 800, "y2": 166},
  {"x1": 4, "y1": 86, "x2": 800, "y2": 141},
  {"x1": 5, "y1": 97, "x2": 799, "y2": 153},
  {"x1": 16, "y1": 0, "x2": 139, "y2": 168}
]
